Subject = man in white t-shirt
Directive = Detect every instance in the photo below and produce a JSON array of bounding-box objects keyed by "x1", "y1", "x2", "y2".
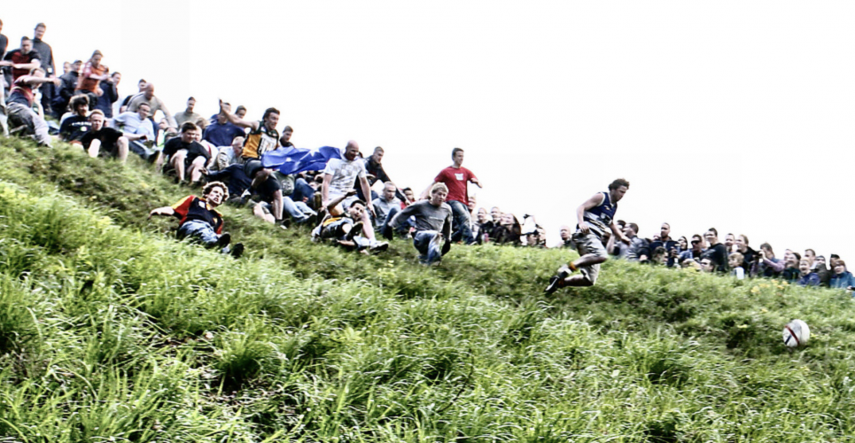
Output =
[{"x1": 322, "y1": 140, "x2": 377, "y2": 241}]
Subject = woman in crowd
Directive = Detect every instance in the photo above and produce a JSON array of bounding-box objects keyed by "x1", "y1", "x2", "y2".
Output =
[
  {"x1": 829, "y1": 259, "x2": 855, "y2": 292},
  {"x1": 492, "y1": 213, "x2": 521, "y2": 245}
]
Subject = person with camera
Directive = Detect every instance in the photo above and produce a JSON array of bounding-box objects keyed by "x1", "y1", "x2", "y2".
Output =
[{"x1": 750, "y1": 242, "x2": 784, "y2": 278}]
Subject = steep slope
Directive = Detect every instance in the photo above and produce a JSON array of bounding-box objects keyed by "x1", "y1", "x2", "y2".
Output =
[{"x1": 0, "y1": 138, "x2": 853, "y2": 442}]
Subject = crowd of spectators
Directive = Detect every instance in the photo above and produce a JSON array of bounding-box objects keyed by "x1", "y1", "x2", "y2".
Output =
[{"x1": 1, "y1": 19, "x2": 851, "y2": 293}]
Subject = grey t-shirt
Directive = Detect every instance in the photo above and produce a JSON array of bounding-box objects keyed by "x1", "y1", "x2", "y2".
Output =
[
  {"x1": 372, "y1": 196, "x2": 402, "y2": 227},
  {"x1": 391, "y1": 200, "x2": 452, "y2": 237}
]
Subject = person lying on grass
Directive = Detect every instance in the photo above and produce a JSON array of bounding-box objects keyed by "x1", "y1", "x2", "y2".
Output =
[
  {"x1": 148, "y1": 181, "x2": 243, "y2": 258},
  {"x1": 312, "y1": 193, "x2": 388, "y2": 254}
]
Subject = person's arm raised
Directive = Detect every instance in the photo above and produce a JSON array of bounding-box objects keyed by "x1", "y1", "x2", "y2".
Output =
[{"x1": 219, "y1": 100, "x2": 258, "y2": 130}]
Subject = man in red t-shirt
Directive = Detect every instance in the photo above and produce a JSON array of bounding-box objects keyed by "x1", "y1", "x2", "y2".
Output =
[
  {"x1": 148, "y1": 181, "x2": 244, "y2": 258},
  {"x1": 425, "y1": 147, "x2": 482, "y2": 244}
]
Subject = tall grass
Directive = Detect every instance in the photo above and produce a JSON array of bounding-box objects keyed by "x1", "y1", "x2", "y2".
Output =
[{"x1": 0, "y1": 138, "x2": 853, "y2": 441}]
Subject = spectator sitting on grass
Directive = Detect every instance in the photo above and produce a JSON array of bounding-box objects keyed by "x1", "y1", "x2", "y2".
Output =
[
  {"x1": 729, "y1": 252, "x2": 745, "y2": 280},
  {"x1": 218, "y1": 101, "x2": 287, "y2": 224},
  {"x1": 313, "y1": 196, "x2": 388, "y2": 254},
  {"x1": 203, "y1": 104, "x2": 246, "y2": 147},
  {"x1": 388, "y1": 182, "x2": 452, "y2": 265},
  {"x1": 80, "y1": 110, "x2": 129, "y2": 163},
  {"x1": 148, "y1": 181, "x2": 243, "y2": 258},
  {"x1": 829, "y1": 259, "x2": 855, "y2": 292},
  {"x1": 4, "y1": 67, "x2": 58, "y2": 146},
  {"x1": 201, "y1": 163, "x2": 251, "y2": 205},
  {"x1": 58, "y1": 95, "x2": 92, "y2": 145},
  {"x1": 160, "y1": 122, "x2": 210, "y2": 186},
  {"x1": 796, "y1": 257, "x2": 820, "y2": 287},
  {"x1": 214, "y1": 136, "x2": 246, "y2": 171},
  {"x1": 112, "y1": 101, "x2": 156, "y2": 159}
]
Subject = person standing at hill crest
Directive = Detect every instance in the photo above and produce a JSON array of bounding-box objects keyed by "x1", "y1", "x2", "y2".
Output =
[
  {"x1": 424, "y1": 147, "x2": 481, "y2": 244},
  {"x1": 545, "y1": 178, "x2": 631, "y2": 293}
]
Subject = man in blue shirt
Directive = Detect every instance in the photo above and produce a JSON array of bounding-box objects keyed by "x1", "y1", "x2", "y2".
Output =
[
  {"x1": 113, "y1": 101, "x2": 156, "y2": 159},
  {"x1": 203, "y1": 106, "x2": 245, "y2": 147},
  {"x1": 546, "y1": 178, "x2": 631, "y2": 293}
]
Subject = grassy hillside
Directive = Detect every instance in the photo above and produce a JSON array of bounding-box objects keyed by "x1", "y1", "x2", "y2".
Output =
[{"x1": 0, "y1": 138, "x2": 854, "y2": 442}]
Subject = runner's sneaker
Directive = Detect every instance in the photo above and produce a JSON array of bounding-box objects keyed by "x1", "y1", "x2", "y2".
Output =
[{"x1": 544, "y1": 265, "x2": 571, "y2": 294}]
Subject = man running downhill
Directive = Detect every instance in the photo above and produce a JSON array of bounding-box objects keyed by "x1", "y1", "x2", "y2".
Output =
[{"x1": 545, "y1": 178, "x2": 631, "y2": 292}]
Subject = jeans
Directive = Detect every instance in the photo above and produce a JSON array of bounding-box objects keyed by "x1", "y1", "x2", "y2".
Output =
[
  {"x1": 413, "y1": 230, "x2": 442, "y2": 265},
  {"x1": 177, "y1": 220, "x2": 221, "y2": 247},
  {"x1": 448, "y1": 200, "x2": 474, "y2": 244},
  {"x1": 283, "y1": 197, "x2": 316, "y2": 223},
  {"x1": 292, "y1": 178, "x2": 315, "y2": 206},
  {"x1": 0, "y1": 77, "x2": 7, "y2": 136},
  {"x1": 7, "y1": 103, "x2": 52, "y2": 146}
]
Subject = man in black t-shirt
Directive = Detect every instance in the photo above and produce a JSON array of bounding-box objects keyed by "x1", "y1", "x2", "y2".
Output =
[
  {"x1": 81, "y1": 110, "x2": 128, "y2": 163},
  {"x1": 161, "y1": 122, "x2": 210, "y2": 185},
  {"x1": 701, "y1": 227, "x2": 729, "y2": 273},
  {"x1": 59, "y1": 96, "x2": 92, "y2": 144}
]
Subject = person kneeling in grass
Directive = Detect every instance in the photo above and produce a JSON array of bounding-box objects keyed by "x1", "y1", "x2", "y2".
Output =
[{"x1": 148, "y1": 181, "x2": 243, "y2": 258}]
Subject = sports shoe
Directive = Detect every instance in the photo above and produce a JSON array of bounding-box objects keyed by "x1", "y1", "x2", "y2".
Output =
[
  {"x1": 345, "y1": 221, "x2": 363, "y2": 241},
  {"x1": 217, "y1": 232, "x2": 231, "y2": 249},
  {"x1": 230, "y1": 243, "x2": 244, "y2": 259},
  {"x1": 544, "y1": 265, "x2": 571, "y2": 294},
  {"x1": 369, "y1": 241, "x2": 389, "y2": 254}
]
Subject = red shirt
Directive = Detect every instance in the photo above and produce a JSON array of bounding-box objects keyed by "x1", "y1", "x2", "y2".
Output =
[
  {"x1": 434, "y1": 166, "x2": 476, "y2": 204},
  {"x1": 171, "y1": 195, "x2": 224, "y2": 234},
  {"x1": 4, "y1": 49, "x2": 40, "y2": 81},
  {"x1": 76, "y1": 61, "x2": 106, "y2": 93}
]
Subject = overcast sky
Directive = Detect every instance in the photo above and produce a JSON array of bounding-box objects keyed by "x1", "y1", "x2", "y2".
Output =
[{"x1": 4, "y1": 1, "x2": 854, "y2": 260}]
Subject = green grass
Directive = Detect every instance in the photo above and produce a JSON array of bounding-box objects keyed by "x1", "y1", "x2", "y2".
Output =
[{"x1": 0, "y1": 137, "x2": 853, "y2": 441}]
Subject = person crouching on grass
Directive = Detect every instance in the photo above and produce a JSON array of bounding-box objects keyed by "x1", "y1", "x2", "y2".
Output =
[{"x1": 148, "y1": 181, "x2": 244, "y2": 258}]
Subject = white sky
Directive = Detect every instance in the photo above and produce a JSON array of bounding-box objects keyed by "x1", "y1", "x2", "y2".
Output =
[{"x1": 4, "y1": 1, "x2": 854, "y2": 260}]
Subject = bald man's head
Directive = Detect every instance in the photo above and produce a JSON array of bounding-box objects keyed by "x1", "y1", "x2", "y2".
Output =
[{"x1": 344, "y1": 140, "x2": 360, "y2": 160}]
